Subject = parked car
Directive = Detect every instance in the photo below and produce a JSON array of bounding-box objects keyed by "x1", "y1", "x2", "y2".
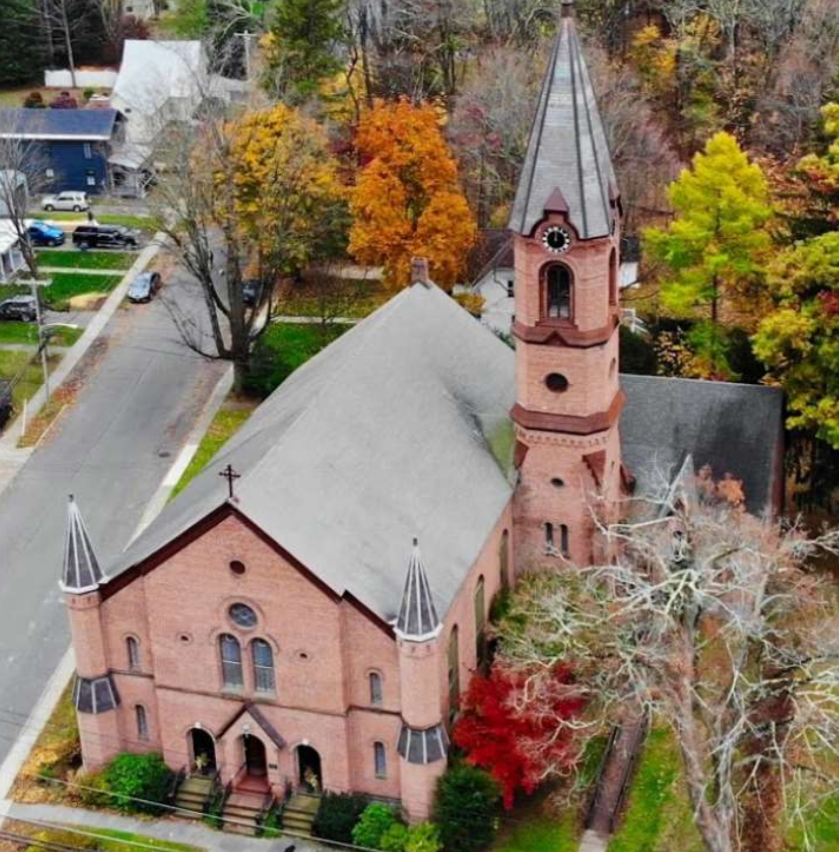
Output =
[
  {"x1": 0, "y1": 295, "x2": 38, "y2": 322},
  {"x1": 41, "y1": 191, "x2": 89, "y2": 212},
  {"x1": 242, "y1": 279, "x2": 261, "y2": 307},
  {"x1": 27, "y1": 220, "x2": 65, "y2": 247},
  {"x1": 127, "y1": 272, "x2": 162, "y2": 303},
  {"x1": 0, "y1": 380, "x2": 12, "y2": 431},
  {"x1": 72, "y1": 225, "x2": 138, "y2": 249}
]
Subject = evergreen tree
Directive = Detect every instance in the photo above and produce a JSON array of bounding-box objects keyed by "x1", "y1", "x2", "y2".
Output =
[
  {"x1": 265, "y1": 0, "x2": 345, "y2": 103},
  {"x1": 0, "y1": 0, "x2": 43, "y2": 85}
]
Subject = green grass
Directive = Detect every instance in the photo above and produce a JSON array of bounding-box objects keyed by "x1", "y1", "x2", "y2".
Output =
[
  {"x1": 0, "y1": 350, "x2": 50, "y2": 413},
  {"x1": 36, "y1": 250, "x2": 136, "y2": 270},
  {"x1": 0, "y1": 322, "x2": 82, "y2": 347},
  {"x1": 277, "y1": 279, "x2": 391, "y2": 319},
  {"x1": 34, "y1": 212, "x2": 158, "y2": 233},
  {"x1": 22, "y1": 826, "x2": 202, "y2": 851},
  {"x1": 43, "y1": 273, "x2": 123, "y2": 310},
  {"x1": 171, "y1": 401, "x2": 256, "y2": 499},
  {"x1": 492, "y1": 812, "x2": 579, "y2": 852}
]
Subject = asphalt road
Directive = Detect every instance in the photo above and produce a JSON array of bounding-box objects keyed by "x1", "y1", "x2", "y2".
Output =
[{"x1": 0, "y1": 268, "x2": 226, "y2": 761}]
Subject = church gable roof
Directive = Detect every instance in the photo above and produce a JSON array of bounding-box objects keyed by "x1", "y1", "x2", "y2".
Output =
[
  {"x1": 109, "y1": 283, "x2": 515, "y2": 626},
  {"x1": 509, "y1": 1, "x2": 617, "y2": 239}
]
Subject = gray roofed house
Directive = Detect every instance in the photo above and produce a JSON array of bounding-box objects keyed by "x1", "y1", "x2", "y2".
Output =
[{"x1": 508, "y1": 0, "x2": 617, "y2": 238}]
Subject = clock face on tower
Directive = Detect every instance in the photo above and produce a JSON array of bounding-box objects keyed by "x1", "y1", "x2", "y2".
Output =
[{"x1": 542, "y1": 226, "x2": 572, "y2": 254}]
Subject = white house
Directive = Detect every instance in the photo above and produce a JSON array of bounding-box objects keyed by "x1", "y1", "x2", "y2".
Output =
[{"x1": 0, "y1": 221, "x2": 27, "y2": 283}]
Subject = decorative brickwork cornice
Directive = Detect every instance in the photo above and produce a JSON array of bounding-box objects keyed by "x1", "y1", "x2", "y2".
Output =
[
  {"x1": 511, "y1": 390, "x2": 625, "y2": 436},
  {"x1": 512, "y1": 312, "x2": 619, "y2": 348}
]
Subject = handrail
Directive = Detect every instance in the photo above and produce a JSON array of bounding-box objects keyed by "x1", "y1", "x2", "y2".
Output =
[
  {"x1": 609, "y1": 713, "x2": 649, "y2": 833},
  {"x1": 584, "y1": 724, "x2": 620, "y2": 828}
]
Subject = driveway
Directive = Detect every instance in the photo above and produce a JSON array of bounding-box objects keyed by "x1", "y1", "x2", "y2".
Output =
[{"x1": 0, "y1": 267, "x2": 226, "y2": 762}]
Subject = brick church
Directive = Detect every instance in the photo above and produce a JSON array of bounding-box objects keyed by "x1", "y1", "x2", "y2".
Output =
[{"x1": 62, "y1": 0, "x2": 784, "y2": 823}]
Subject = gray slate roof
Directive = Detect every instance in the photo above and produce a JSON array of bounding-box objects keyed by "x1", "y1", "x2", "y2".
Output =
[
  {"x1": 0, "y1": 108, "x2": 119, "y2": 141},
  {"x1": 508, "y1": 9, "x2": 617, "y2": 238},
  {"x1": 621, "y1": 375, "x2": 784, "y2": 514},
  {"x1": 111, "y1": 284, "x2": 515, "y2": 624},
  {"x1": 395, "y1": 539, "x2": 441, "y2": 641},
  {"x1": 62, "y1": 495, "x2": 106, "y2": 594}
]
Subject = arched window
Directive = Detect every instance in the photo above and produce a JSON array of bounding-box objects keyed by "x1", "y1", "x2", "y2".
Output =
[
  {"x1": 560, "y1": 524, "x2": 570, "y2": 557},
  {"x1": 126, "y1": 637, "x2": 140, "y2": 670},
  {"x1": 369, "y1": 672, "x2": 383, "y2": 706},
  {"x1": 609, "y1": 248, "x2": 618, "y2": 306},
  {"x1": 136, "y1": 705, "x2": 149, "y2": 741},
  {"x1": 474, "y1": 577, "x2": 486, "y2": 666},
  {"x1": 546, "y1": 265, "x2": 572, "y2": 319},
  {"x1": 545, "y1": 522, "x2": 554, "y2": 549},
  {"x1": 252, "y1": 639, "x2": 275, "y2": 693},
  {"x1": 220, "y1": 634, "x2": 243, "y2": 689},
  {"x1": 374, "y1": 742, "x2": 387, "y2": 778},
  {"x1": 448, "y1": 627, "x2": 460, "y2": 721},
  {"x1": 499, "y1": 530, "x2": 509, "y2": 589}
]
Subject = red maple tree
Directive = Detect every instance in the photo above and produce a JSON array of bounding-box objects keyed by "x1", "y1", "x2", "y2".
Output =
[{"x1": 453, "y1": 664, "x2": 585, "y2": 809}]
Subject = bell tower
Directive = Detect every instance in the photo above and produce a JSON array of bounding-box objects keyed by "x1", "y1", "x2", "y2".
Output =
[{"x1": 510, "y1": 0, "x2": 624, "y2": 570}]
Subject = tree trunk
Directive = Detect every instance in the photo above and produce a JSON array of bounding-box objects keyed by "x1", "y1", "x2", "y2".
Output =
[{"x1": 57, "y1": 0, "x2": 77, "y2": 87}]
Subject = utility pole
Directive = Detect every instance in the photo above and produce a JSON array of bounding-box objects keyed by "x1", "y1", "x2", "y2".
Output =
[{"x1": 20, "y1": 278, "x2": 52, "y2": 403}]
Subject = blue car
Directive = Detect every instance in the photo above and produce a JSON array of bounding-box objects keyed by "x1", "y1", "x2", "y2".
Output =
[{"x1": 27, "y1": 221, "x2": 65, "y2": 247}]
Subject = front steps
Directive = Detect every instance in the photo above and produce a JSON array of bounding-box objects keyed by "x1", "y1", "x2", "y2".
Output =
[
  {"x1": 173, "y1": 775, "x2": 213, "y2": 820},
  {"x1": 281, "y1": 792, "x2": 320, "y2": 837},
  {"x1": 224, "y1": 789, "x2": 269, "y2": 835}
]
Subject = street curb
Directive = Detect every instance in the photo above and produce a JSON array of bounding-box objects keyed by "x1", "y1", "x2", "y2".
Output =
[{"x1": 0, "y1": 233, "x2": 164, "y2": 496}]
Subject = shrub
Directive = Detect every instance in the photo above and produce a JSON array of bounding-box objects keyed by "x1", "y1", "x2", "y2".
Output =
[
  {"x1": 76, "y1": 770, "x2": 110, "y2": 807},
  {"x1": 22, "y1": 91, "x2": 45, "y2": 108},
  {"x1": 381, "y1": 822, "x2": 410, "y2": 851},
  {"x1": 103, "y1": 752, "x2": 173, "y2": 814},
  {"x1": 405, "y1": 822, "x2": 443, "y2": 852},
  {"x1": 82, "y1": 87, "x2": 96, "y2": 102},
  {"x1": 351, "y1": 802, "x2": 401, "y2": 849},
  {"x1": 313, "y1": 791, "x2": 370, "y2": 843},
  {"x1": 619, "y1": 325, "x2": 657, "y2": 375},
  {"x1": 433, "y1": 764, "x2": 500, "y2": 852}
]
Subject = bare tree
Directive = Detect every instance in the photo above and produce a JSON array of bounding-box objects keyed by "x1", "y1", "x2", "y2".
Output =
[{"x1": 497, "y1": 468, "x2": 839, "y2": 852}]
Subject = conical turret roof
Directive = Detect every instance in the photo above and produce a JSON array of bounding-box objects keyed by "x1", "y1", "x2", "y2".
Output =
[
  {"x1": 509, "y1": 0, "x2": 617, "y2": 239},
  {"x1": 395, "y1": 538, "x2": 441, "y2": 641},
  {"x1": 61, "y1": 495, "x2": 105, "y2": 594}
]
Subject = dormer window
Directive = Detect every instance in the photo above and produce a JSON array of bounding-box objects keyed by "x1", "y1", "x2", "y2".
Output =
[{"x1": 545, "y1": 265, "x2": 572, "y2": 320}]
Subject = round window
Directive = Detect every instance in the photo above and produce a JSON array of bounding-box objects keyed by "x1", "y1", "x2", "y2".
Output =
[
  {"x1": 551, "y1": 477, "x2": 565, "y2": 488},
  {"x1": 229, "y1": 603, "x2": 257, "y2": 628},
  {"x1": 229, "y1": 560, "x2": 246, "y2": 576},
  {"x1": 545, "y1": 373, "x2": 569, "y2": 393}
]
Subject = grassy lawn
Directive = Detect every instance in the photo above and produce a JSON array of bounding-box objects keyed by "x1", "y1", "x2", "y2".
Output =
[
  {"x1": 0, "y1": 350, "x2": 52, "y2": 414},
  {"x1": 492, "y1": 813, "x2": 579, "y2": 852},
  {"x1": 0, "y1": 322, "x2": 82, "y2": 347},
  {"x1": 276, "y1": 278, "x2": 391, "y2": 319},
  {"x1": 3, "y1": 824, "x2": 203, "y2": 852},
  {"x1": 170, "y1": 399, "x2": 257, "y2": 499},
  {"x1": 36, "y1": 250, "x2": 136, "y2": 270},
  {"x1": 33, "y1": 212, "x2": 158, "y2": 233},
  {"x1": 43, "y1": 273, "x2": 124, "y2": 311}
]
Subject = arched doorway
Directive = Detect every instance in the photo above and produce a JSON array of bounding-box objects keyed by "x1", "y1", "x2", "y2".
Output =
[
  {"x1": 189, "y1": 728, "x2": 216, "y2": 775},
  {"x1": 243, "y1": 735, "x2": 267, "y2": 778},
  {"x1": 296, "y1": 745, "x2": 322, "y2": 793}
]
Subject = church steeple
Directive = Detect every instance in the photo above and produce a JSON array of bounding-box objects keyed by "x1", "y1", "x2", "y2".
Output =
[
  {"x1": 509, "y1": 0, "x2": 618, "y2": 239},
  {"x1": 395, "y1": 538, "x2": 440, "y2": 642},
  {"x1": 61, "y1": 495, "x2": 106, "y2": 594}
]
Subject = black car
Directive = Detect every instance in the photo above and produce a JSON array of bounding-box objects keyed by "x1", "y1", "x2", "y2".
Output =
[
  {"x1": 242, "y1": 279, "x2": 261, "y2": 307},
  {"x1": 0, "y1": 380, "x2": 12, "y2": 430},
  {"x1": 72, "y1": 225, "x2": 139, "y2": 249},
  {"x1": 0, "y1": 295, "x2": 38, "y2": 322}
]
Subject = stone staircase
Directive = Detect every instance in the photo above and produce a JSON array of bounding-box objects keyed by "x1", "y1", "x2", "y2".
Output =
[
  {"x1": 281, "y1": 792, "x2": 321, "y2": 837},
  {"x1": 173, "y1": 775, "x2": 213, "y2": 820},
  {"x1": 224, "y1": 789, "x2": 269, "y2": 836}
]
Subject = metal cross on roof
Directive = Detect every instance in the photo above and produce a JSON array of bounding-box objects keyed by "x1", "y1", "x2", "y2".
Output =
[{"x1": 219, "y1": 464, "x2": 241, "y2": 499}]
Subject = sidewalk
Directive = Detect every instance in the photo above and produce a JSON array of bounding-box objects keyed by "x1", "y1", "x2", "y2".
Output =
[
  {"x1": 0, "y1": 234, "x2": 162, "y2": 497},
  {"x1": 1, "y1": 801, "x2": 327, "y2": 851}
]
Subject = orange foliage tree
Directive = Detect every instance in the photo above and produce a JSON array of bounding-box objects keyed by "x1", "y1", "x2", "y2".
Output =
[{"x1": 348, "y1": 99, "x2": 477, "y2": 290}]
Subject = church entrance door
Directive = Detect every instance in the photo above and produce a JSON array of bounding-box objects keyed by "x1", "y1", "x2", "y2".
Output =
[
  {"x1": 296, "y1": 745, "x2": 322, "y2": 793},
  {"x1": 190, "y1": 729, "x2": 216, "y2": 775},
  {"x1": 244, "y1": 735, "x2": 268, "y2": 778}
]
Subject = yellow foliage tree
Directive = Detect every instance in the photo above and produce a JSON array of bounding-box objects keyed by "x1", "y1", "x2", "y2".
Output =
[
  {"x1": 225, "y1": 103, "x2": 345, "y2": 275},
  {"x1": 348, "y1": 99, "x2": 477, "y2": 290}
]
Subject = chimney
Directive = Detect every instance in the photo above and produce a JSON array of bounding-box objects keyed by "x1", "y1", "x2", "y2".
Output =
[{"x1": 411, "y1": 257, "x2": 431, "y2": 288}]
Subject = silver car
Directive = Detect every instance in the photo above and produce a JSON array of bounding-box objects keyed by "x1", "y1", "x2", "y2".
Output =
[{"x1": 41, "y1": 191, "x2": 90, "y2": 212}]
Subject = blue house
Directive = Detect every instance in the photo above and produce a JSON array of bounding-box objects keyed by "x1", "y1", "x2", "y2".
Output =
[{"x1": 0, "y1": 109, "x2": 124, "y2": 195}]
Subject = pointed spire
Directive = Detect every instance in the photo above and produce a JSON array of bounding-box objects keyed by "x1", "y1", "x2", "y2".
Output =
[
  {"x1": 61, "y1": 495, "x2": 106, "y2": 594},
  {"x1": 395, "y1": 537, "x2": 441, "y2": 642},
  {"x1": 509, "y1": 1, "x2": 617, "y2": 239}
]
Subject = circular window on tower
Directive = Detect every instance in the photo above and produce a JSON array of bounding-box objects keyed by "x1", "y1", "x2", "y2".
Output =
[
  {"x1": 545, "y1": 373, "x2": 569, "y2": 393},
  {"x1": 229, "y1": 603, "x2": 257, "y2": 629},
  {"x1": 542, "y1": 226, "x2": 572, "y2": 254}
]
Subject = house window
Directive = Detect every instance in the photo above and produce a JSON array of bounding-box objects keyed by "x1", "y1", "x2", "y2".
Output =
[
  {"x1": 86, "y1": 175, "x2": 96, "y2": 187},
  {"x1": 45, "y1": 169, "x2": 54, "y2": 179},
  {"x1": 126, "y1": 636, "x2": 140, "y2": 670},
  {"x1": 83, "y1": 143, "x2": 92, "y2": 159},
  {"x1": 369, "y1": 672, "x2": 383, "y2": 706},
  {"x1": 220, "y1": 634, "x2": 243, "y2": 689},
  {"x1": 136, "y1": 705, "x2": 149, "y2": 741},
  {"x1": 252, "y1": 639, "x2": 275, "y2": 693},
  {"x1": 609, "y1": 248, "x2": 618, "y2": 305},
  {"x1": 229, "y1": 603, "x2": 257, "y2": 628},
  {"x1": 447, "y1": 626, "x2": 460, "y2": 721},
  {"x1": 560, "y1": 524, "x2": 570, "y2": 557},
  {"x1": 545, "y1": 522, "x2": 554, "y2": 549},
  {"x1": 374, "y1": 742, "x2": 387, "y2": 778},
  {"x1": 474, "y1": 577, "x2": 486, "y2": 667},
  {"x1": 506, "y1": 279, "x2": 514, "y2": 298},
  {"x1": 499, "y1": 530, "x2": 509, "y2": 589},
  {"x1": 545, "y1": 265, "x2": 572, "y2": 319}
]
